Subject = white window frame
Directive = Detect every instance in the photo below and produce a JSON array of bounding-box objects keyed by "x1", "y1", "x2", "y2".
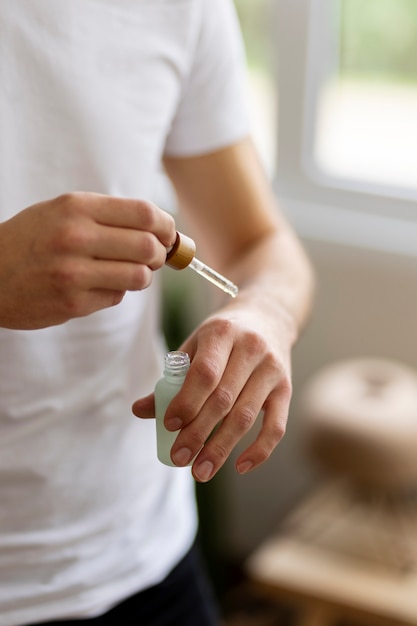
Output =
[{"x1": 274, "y1": 0, "x2": 417, "y2": 256}]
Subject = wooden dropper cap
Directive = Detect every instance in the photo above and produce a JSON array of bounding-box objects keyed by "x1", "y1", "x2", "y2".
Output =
[{"x1": 165, "y1": 231, "x2": 196, "y2": 270}]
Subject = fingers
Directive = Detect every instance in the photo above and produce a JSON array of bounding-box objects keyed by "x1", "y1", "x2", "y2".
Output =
[
  {"x1": 132, "y1": 346, "x2": 291, "y2": 483},
  {"x1": 51, "y1": 256, "x2": 156, "y2": 298},
  {"x1": 169, "y1": 348, "x2": 266, "y2": 460},
  {"x1": 61, "y1": 192, "x2": 177, "y2": 248},
  {"x1": 90, "y1": 228, "x2": 168, "y2": 269},
  {"x1": 42, "y1": 192, "x2": 178, "y2": 300},
  {"x1": 177, "y1": 366, "x2": 289, "y2": 483},
  {"x1": 51, "y1": 193, "x2": 176, "y2": 270},
  {"x1": 0, "y1": 192, "x2": 176, "y2": 329},
  {"x1": 234, "y1": 388, "x2": 289, "y2": 475},
  {"x1": 163, "y1": 317, "x2": 292, "y2": 482},
  {"x1": 165, "y1": 320, "x2": 235, "y2": 431},
  {"x1": 132, "y1": 393, "x2": 155, "y2": 419}
]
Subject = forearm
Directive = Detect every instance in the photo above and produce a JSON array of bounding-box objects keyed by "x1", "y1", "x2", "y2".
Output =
[
  {"x1": 222, "y1": 218, "x2": 315, "y2": 348},
  {"x1": 164, "y1": 138, "x2": 314, "y2": 344}
]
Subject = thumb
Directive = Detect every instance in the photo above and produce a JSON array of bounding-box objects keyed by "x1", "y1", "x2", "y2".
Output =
[{"x1": 132, "y1": 393, "x2": 155, "y2": 418}]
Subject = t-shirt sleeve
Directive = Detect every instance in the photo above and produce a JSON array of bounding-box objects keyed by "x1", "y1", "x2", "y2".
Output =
[{"x1": 163, "y1": 0, "x2": 250, "y2": 157}]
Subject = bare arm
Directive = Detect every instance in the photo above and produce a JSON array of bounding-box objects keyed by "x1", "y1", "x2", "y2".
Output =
[
  {"x1": 133, "y1": 137, "x2": 314, "y2": 482},
  {"x1": 162, "y1": 137, "x2": 313, "y2": 334}
]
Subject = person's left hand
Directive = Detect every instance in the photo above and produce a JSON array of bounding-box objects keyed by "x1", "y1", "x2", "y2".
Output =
[{"x1": 132, "y1": 302, "x2": 293, "y2": 482}]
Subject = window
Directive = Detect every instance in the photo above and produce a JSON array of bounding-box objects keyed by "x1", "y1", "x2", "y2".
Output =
[
  {"x1": 275, "y1": 0, "x2": 417, "y2": 253},
  {"x1": 311, "y1": 0, "x2": 417, "y2": 194}
]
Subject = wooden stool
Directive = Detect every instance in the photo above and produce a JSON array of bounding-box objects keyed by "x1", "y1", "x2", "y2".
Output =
[
  {"x1": 246, "y1": 359, "x2": 417, "y2": 626},
  {"x1": 246, "y1": 496, "x2": 417, "y2": 626}
]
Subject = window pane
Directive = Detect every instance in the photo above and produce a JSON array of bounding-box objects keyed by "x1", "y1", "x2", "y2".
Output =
[{"x1": 313, "y1": 0, "x2": 417, "y2": 191}]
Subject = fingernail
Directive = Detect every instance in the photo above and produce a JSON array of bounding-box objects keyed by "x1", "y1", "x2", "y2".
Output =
[
  {"x1": 166, "y1": 417, "x2": 183, "y2": 431},
  {"x1": 237, "y1": 461, "x2": 253, "y2": 475},
  {"x1": 194, "y1": 460, "x2": 214, "y2": 483},
  {"x1": 172, "y1": 447, "x2": 192, "y2": 467}
]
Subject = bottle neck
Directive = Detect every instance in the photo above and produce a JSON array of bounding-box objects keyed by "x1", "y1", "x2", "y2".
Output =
[{"x1": 163, "y1": 351, "x2": 190, "y2": 382}]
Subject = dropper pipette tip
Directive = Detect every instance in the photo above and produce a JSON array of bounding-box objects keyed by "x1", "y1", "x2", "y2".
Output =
[{"x1": 189, "y1": 257, "x2": 238, "y2": 298}]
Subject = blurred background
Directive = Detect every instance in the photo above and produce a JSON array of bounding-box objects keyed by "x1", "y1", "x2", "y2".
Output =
[{"x1": 161, "y1": 1, "x2": 417, "y2": 623}]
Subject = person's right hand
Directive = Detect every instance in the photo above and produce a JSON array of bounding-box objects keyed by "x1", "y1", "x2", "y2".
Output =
[{"x1": 0, "y1": 192, "x2": 176, "y2": 329}]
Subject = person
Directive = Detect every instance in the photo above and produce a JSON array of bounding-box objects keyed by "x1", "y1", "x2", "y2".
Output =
[{"x1": 0, "y1": 1, "x2": 314, "y2": 625}]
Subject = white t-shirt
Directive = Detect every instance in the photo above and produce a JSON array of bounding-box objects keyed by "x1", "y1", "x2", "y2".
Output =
[{"x1": 0, "y1": 1, "x2": 248, "y2": 624}]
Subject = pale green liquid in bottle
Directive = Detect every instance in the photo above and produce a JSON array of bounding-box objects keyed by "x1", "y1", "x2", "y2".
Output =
[{"x1": 155, "y1": 351, "x2": 190, "y2": 466}]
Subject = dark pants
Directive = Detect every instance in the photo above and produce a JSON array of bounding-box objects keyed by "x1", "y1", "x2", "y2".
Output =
[{"x1": 26, "y1": 542, "x2": 221, "y2": 626}]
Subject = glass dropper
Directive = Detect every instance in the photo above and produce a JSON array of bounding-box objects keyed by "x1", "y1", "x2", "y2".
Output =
[
  {"x1": 165, "y1": 231, "x2": 238, "y2": 298},
  {"x1": 188, "y1": 257, "x2": 238, "y2": 298}
]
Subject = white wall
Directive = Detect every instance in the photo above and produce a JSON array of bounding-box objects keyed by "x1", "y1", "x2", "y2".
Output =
[{"x1": 212, "y1": 233, "x2": 417, "y2": 560}]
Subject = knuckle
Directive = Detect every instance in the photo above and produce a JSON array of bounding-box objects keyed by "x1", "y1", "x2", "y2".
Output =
[
  {"x1": 56, "y1": 192, "x2": 86, "y2": 218},
  {"x1": 56, "y1": 191, "x2": 77, "y2": 209},
  {"x1": 211, "y1": 386, "x2": 234, "y2": 414},
  {"x1": 212, "y1": 317, "x2": 234, "y2": 337},
  {"x1": 160, "y1": 211, "x2": 175, "y2": 240},
  {"x1": 62, "y1": 296, "x2": 83, "y2": 317},
  {"x1": 51, "y1": 258, "x2": 82, "y2": 290},
  {"x1": 128, "y1": 264, "x2": 152, "y2": 290},
  {"x1": 60, "y1": 223, "x2": 89, "y2": 253},
  {"x1": 271, "y1": 420, "x2": 287, "y2": 443},
  {"x1": 234, "y1": 405, "x2": 256, "y2": 433},
  {"x1": 263, "y1": 350, "x2": 283, "y2": 373},
  {"x1": 170, "y1": 398, "x2": 194, "y2": 424},
  {"x1": 253, "y1": 445, "x2": 272, "y2": 465},
  {"x1": 137, "y1": 200, "x2": 157, "y2": 230},
  {"x1": 193, "y1": 358, "x2": 219, "y2": 389},
  {"x1": 265, "y1": 354, "x2": 293, "y2": 397},
  {"x1": 166, "y1": 212, "x2": 176, "y2": 232},
  {"x1": 50, "y1": 263, "x2": 86, "y2": 317},
  {"x1": 279, "y1": 375, "x2": 293, "y2": 400},
  {"x1": 139, "y1": 232, "x2": 160, "y2": 263},
  {"x1": 55, "y1": 284, "x2": 84, "y2": 317},
  {"x1": 50, "y1": 204, "x2": 91, "y2": 255},
  {"x1": 203, "y1": 317, "x2": 233, "y2": 340},
  {"x1": 266, "y1": 417, "x2": 287, "y2": 446},
  {"x1": 111, "y1": 291, "x2": 125, "y2": 307},
  {"x1": 187, "y1": 428, "x2": 207, "y2": 451},
  {"x1": 207, "y1": 441, "x2": 229, "y2": 464},
  {"x1": 244, "y1": 330, "x2": 267, "y2": 358}
]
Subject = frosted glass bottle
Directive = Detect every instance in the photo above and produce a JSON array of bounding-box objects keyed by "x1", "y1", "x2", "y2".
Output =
[{"x1": 155, "y1": 350, "x2": 190, "y2": 466}]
